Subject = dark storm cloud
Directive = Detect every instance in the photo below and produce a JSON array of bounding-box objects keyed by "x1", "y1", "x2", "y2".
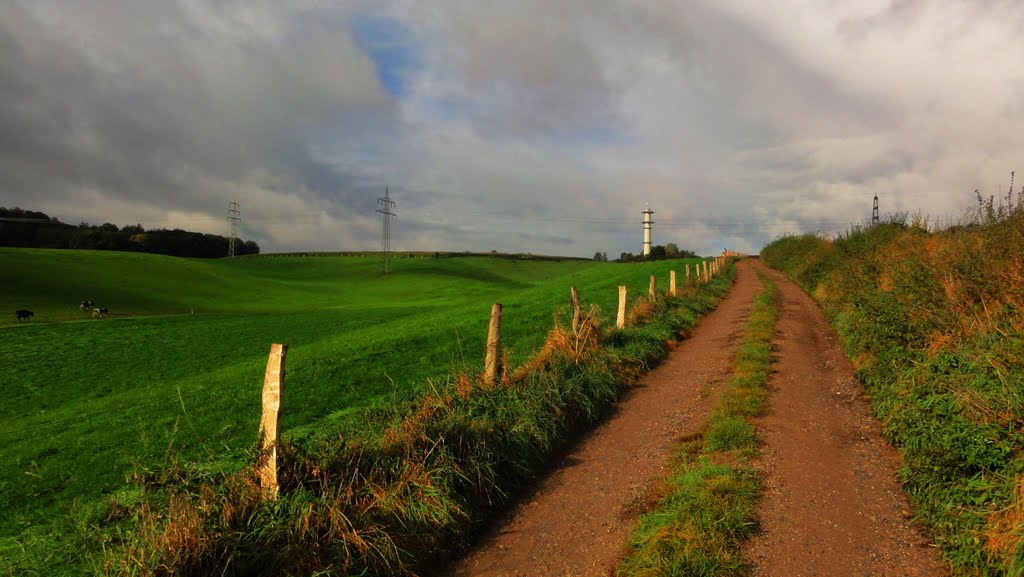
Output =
[{"x1": 0, "y1": 1, "x2": 396, "y2": 245}]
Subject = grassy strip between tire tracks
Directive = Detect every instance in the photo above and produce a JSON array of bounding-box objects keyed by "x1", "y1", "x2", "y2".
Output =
[
  {"x1": 101, "y1": 264, "x2": 738, "y2": 576},
  {"x1": 617, "y1": 271, "x2": 778, "y2": 577}
]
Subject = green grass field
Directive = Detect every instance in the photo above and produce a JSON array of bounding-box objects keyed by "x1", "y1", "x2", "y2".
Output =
[{"x1": 0, "y1": 248, "x2": 711, "y2": 574}]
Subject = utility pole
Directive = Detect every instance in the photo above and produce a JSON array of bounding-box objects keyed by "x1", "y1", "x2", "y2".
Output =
[
  {"x1": 227, "y1": 201, "x2": 241, "y2": 257},
  {"x1": 376, "y1": 186, "x2": 396, "y2": 275},
  {"x1": 872, "y1": 194, "x2": 879, "y2": 226}
]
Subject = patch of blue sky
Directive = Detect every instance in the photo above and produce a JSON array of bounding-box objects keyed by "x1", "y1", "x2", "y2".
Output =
[
  {"x1": 350, "y1": 14, "x2": 422, "y2": 99},
  {"x1": 556, "y1": 123, "x2": 623, "y2": 148}
]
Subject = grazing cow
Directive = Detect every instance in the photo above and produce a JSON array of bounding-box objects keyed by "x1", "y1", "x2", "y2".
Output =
[
  {"x1": 92, "y1": 307, "x2": 108, "y2": 318},
  {"x1": 15, "y1": 309, "x2": 34, "y2": 322},
  {"x1": 80, "y1": 300, "x2": 95, "y2": 310}
]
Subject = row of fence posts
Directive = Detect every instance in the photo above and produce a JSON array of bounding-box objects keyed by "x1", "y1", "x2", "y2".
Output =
[{"x1": 256, "y1": 257, "x2": 728, "y2": 499}]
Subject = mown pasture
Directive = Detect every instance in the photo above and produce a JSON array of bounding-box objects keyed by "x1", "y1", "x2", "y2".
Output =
[{"x1": 0, "y1": 248, "x2": 710, "y2": 574}]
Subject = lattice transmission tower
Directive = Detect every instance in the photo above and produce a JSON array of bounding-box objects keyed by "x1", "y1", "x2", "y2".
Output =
[
  {"x1": 872, "y1": 194, "x2": 879, "y2": 225},
  {"x1": 376, "y1": 186, "x2": 396, "y2": 275},
  {"x1": 227, "y1": 201, "x2": 241, "y2": 258}
]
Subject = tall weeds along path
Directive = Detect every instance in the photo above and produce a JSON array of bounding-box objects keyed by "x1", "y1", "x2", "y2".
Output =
[
  {"x1": 746, "y1": 261, "x2": 948, "y2": 576},
  {"x1": 448, "y1": 262, "x2": 763, "y2": 577}
]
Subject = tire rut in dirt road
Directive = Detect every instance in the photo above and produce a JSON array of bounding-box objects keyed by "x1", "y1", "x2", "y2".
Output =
[
  {"x1": 746, "y1": 261, "x2": 948, "y2": 577},
  {"x1": 445, "y1": 262, "x2": 763, "y2": 577}
]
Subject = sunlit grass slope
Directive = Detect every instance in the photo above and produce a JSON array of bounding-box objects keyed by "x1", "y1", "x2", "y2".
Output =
[{"x1": 0, "y1": 248, "x2": 708, "y2": 571}]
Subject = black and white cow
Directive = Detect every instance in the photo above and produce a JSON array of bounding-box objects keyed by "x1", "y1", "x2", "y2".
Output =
[
  {"x1": 91, "y1": 307, "x2": 108, "y2": 318},
  {"x1": 80, "y1": 300, "x2": 95, "y2": 310},
  {"x1": 15, "y1": 309, "x2": 34, "y2": 322}
]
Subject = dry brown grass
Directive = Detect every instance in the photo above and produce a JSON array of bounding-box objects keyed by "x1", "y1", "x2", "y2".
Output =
[
  {"x1": 626, "y1": 297, "x2": 657, "y2": 326},
  {"x1": 379, "y1": 393, "x2": 454, "y2": 450},
  {"x1": 512, "y1": 305, "x2": 602, "y2": 379},
  {"x1": 985, "y1": 475, "x2": 1024, "y2": 572}
]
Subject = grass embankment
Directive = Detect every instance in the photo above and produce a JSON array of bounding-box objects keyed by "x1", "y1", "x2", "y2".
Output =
[
  {"x1": 0, "y1": 248, "x2": 725, "y2": 575},
  {"x1": 617, "y1": 271, "x2": 778, "y2": 577},
  {"x1": 103, "y1": 263, "x2": 737, "y2": 576},
  {"x1": 761, "y1": 206, "x2": 1024, "y2": 575}
]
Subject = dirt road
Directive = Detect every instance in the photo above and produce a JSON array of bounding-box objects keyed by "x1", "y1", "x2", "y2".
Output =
[
  {"x1": 745, "y1": 262, "x2": 947, "y2": 576},
  {"x1": 445, "y1": 260, "x2": 947, "y2": 576},
  {"x1": 449, "y1": 262, "x2": 762, "y2": 576}
]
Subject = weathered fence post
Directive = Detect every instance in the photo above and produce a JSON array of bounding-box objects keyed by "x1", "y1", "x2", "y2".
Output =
[
  {"x1": 617, "y1": 286, "x2": 627, "y2": 328},
  {"x1": 484, "y1": 303, "x2": 503, "y2": 384},
  {"x1": 685, "y1": 263, "x2": 691, "y2": 283},
  {"x1": 259, "y1": 343, "x2": 287, "y2": 500},
  {"x1": 670, "y1": 270, "x2": 677, "y2": 296},
  {"x1": 703, "y1": 260, "x2": 708, "y2": 281},
  {"x1": 570, "y1": 285, "x2": 581, "y2": 333},
  {"x1": 649, "y1": 275, "x2": 656, "y2": 299}
]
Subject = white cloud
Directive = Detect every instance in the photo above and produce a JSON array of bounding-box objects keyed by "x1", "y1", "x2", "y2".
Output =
[{"x1": 2, "y1": 0, "x2": 1021, "y2": 256}]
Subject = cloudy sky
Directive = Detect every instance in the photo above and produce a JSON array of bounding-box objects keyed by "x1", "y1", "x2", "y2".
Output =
[{"x1": 2, "y1": 0, "x2": 1022, "y2": 256}]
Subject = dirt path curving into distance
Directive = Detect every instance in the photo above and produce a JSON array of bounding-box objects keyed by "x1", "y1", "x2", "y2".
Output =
[
  {"x1": 447, "y1": 261, "x2": 763, "y2": 577},
  {"x1": 446, "y1": 260, "x2": 948, "y2": 577},
  {"x1": 745, "y1": 261, "x2": 948, "y2": 576}
]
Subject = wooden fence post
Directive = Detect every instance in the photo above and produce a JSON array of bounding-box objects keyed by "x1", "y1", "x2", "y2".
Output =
[
  {"x1": 483, "y1": 303, "x2": 503, "y2": 384},
  {"x1": 259, "y1": 343, "x2": 287, "y2": 500},
  {"x1": 703, "y1": 260, "x2": 708, "y2": 281},
  {"x1": 670, "y1": 270, "x2": 677, "y2": 296},
  {"x1": 649, "y1": 275, "x2": 656, "y2": 299},
  {"x1": 617, "y1": 286, "x2": 627, "y2": 328},
  {"x1": 686, "y1": 263, "x2": 691, "y2": 283},
  {"x1": 570, "y1": 285, "x2": 581, "y2": 333}
]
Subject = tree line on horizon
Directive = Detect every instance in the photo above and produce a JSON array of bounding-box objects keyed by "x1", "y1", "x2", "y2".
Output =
[
  {"x1": 599, "y1": 242, "x2": 698, "y2": 262},
  {"x1": 0, "y1": 207, "x2": 259, "y2": 258}
]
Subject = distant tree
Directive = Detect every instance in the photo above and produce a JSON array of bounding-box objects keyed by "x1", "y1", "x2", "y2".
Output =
[
  {"x1": 665, "y1": 242, "x2": 680, "y2": 258},
  {"x1": 594, "y1": 251, "x2": 604, "y2": 261},
  {"x1": 602, "y1": 252, "x2": 608, "y2": 261},
  {"x1": 1, "y1": 207, "x2": 259, "y2": 258},
  {"x1": 241, "y1": 240, "x2": 260, "y2": 255},
  {"x1": 648, "y1": 245, "x2": 667, "y2": 260}
]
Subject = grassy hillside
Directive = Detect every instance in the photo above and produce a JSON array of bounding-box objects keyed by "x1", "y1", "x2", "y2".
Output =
[
  {"x1": 761, "y1": 209, "x2": 1024, "y2": 576},
  {"x1": 0, "y1": 248, "x2": 714, "y2": 575}
]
